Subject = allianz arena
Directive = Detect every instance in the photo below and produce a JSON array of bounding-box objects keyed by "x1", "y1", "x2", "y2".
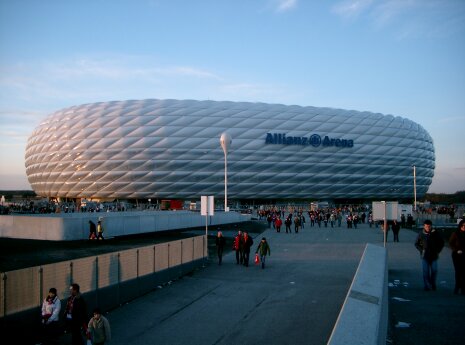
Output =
[{"x1": 25, "y1": 99, "x2": 435, "y2": 201}]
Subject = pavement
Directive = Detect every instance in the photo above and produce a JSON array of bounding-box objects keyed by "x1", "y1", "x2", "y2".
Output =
[
  {"x1": 4, "y1": 220, "x2": 465, "y2": 344},
  {"x1": 386, "y1": 226, "x2": 465, "y2": 345},
  {"x1": 101, "y1": 223, "x2": 369, "y2": 345}
]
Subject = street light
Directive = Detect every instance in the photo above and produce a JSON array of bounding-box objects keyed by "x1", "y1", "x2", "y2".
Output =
[
  {"x1": 413, "y1": 165, "x2": 417, "y2": 212},
  {"x1": 220, "y1": 132, "x2": 232, "y2": 212}
]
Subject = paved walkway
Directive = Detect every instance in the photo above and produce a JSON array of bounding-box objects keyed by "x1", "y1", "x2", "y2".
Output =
[
  {"x1": 5, "y1": 220, "x2": 464, "y2": 344},
  {"x1": 104, "y1": 224, "x2": 381, "y2": 345},
  {"x1": 386, "y1": 226, "x2": 465, "y2": 345}
]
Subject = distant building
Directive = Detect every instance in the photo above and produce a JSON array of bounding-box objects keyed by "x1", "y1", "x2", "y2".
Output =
[{"x1": 25, "y1": 99, "x2": 435, "y2": 200}]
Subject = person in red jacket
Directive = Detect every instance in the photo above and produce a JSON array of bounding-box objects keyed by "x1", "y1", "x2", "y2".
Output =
[
  {"x1": 275, "y1": 216, "x2": 283, "y2": 233},
  {"x1": 233, "y1": 230, "x2": 243, "y2": 265}
]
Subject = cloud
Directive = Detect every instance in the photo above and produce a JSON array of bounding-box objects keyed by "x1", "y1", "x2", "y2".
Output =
[
  {"x1": 274, "y1": 0, "x2": 297, "y2": 12},
  {"x1": 331, "y1": 0, "x2": 373, "y2": 19},
  {"x1": 331, "y1": 0, "x2": 465, "y2": 38},
  {"x1": 0, "y1": 109, "x2": 44, "y2": 123},
  {"x1": 436, "y1": 115, "x2": 465, "y2": 124},
  {"x1": 39, "y1": 57, "x2": 222, "y2": 81},
  {"x1": 0, "y1": 56, "x2": 225, "y2": 107}
]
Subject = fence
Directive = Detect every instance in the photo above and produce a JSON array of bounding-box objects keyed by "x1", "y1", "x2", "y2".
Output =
[{"x1": 0, "y1": 235, "x2": 206, "y2": 318}]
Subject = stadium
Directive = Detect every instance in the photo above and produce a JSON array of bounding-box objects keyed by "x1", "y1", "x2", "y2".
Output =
[{"x1": 25, "y1": 99, "x2": 435, "y2": 202}]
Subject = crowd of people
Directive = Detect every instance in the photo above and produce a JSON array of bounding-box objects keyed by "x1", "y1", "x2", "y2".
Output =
[
  {"x1": 215, "y1": 230, "x2": 271, "y2": 270},
  {"x1": 259, "y1": 206, "x2": 374, "y2": 232}
]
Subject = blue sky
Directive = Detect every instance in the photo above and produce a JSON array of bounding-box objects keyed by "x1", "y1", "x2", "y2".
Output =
[{"x1": 0, "y1": 0, "x2": 464, "y2": 193}]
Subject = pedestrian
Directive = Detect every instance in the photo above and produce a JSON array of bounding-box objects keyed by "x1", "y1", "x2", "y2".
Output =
[
  {"x1": 97, "y1": 218, "x2": 104, "y2": 240},
  {"x1": 242, "y1": 232, "x2": 254, "y2": 267},
  {"x1": 285, "y1": 217, "x2": 292, "y2": 233},
  {"x1": 87, "y1": 307, "x2": 111, "y2": 345},
  {"x1": 294, "y1": 216, "x2": 300, "y2": 233},
  {"x1": 401, "y1": 214, "x2": 406, "y2": 228},
  {"x1": 233, "y1": 230, "x2": 243, "y2": 264},
  {"x1": 88, "y1": 221, "x2": 97, "y2": 240},
  {"x1": 215, "y1": 231, "x2": 226, "y2": 265},
  {"x1": 275, "y1": 216, "x2": 282, "y2": 233},
  {"x1": 64, "y1": 283, "x2": 88, "y2": 345},
  {"x1": 415, "y1": 220, "x2": 445, "y2": 291},
  {"x1": 407, "y1": 214, "x2": 414, "y2": 229},
  {"x1": 392, "y1": 220, "x2": 400, "y2": 242},
  {"x1": 449, "y1": 219, "x2": 465, "y2": 295},
  {"x1": 255, "y1": 237, "x2": 271, "y2": 269},
  {"x1": 39, "y1": 287, "x2": 61, "y2": 345}
]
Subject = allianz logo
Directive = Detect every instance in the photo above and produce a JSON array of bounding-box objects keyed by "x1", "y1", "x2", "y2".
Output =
[{"x1": 265, "y1": 133, "x2": 354, "y2": 148}]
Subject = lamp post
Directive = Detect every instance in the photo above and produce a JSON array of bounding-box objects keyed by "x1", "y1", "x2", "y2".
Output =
[
  {"x1": 413, "y1": 165, "x2": 417, "y2": 212},
  {"x1": 220, "y1": 132, "x2": 232, "y2": 212}
]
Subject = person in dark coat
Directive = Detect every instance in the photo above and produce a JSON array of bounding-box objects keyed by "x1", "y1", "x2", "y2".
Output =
[
  {"x1": 215, "y1": 231, "x2": 226, "y2": 265},
  {"x1": 242, "y1": 232, "x2": 254, "y2": 267},
  {"x1": 392, "y1": 220, "x2": 401, "y2": 242},
  {"x1": 88, "y1": 221, "x2": 97, "y2": 240},
  {"x1": 284, "y1": 217, "x2": 292, "y2": 233},
  {"x1": 415, "y1": 220, "x2": 444, "y2": 291},
  {"x1": 64, "y1": 283, "x2": 88, "y2": 345},
  {"x1": 449, "y1": 219, "x2": 465, "y2": 294}
]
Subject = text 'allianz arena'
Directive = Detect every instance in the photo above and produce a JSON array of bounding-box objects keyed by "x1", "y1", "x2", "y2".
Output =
[{"x1": 25, "y1": 99, "x2": 435, "y2": 200}]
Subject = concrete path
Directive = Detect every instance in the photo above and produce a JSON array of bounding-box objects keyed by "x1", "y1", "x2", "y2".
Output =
[
  {"x1": 386, "y1": 227, "x2": 465, "y2": 345},
  {"x1": 105, "y1": 224, "x2": 383, "y2": 345}
]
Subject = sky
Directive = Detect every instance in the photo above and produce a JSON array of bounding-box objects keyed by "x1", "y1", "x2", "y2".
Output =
[{"x1": 0, "y1": 0, "x2": 464, "y2": 194}]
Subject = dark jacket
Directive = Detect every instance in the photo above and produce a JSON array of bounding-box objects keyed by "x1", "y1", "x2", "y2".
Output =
[
  {"x1": 243, "y1": 235, "x2": 254, "y2": 253},
  {"x1": 415, "y1": 229, "x2": 444, "y2": 262},
  {"x1": 65, "y1": 293, "x2": 87, "y2": 327},
  {"x1": 216, "y1": 236, "x2": 226, "y2": 249},
  {"x1": 449, "y1": 230, "x2": 465, "y2": 254}
]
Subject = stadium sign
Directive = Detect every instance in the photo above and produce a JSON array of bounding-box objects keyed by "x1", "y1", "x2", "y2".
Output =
[{"x1": 265, "y1": 133, "x2": 354, "y2": 148}]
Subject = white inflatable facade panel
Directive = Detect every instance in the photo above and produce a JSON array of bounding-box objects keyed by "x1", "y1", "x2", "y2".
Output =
[{"x1": 25, "y1": 99, "x2": 435, "y2": 200}]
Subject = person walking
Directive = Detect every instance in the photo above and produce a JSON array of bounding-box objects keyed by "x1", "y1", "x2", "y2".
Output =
[
  {"x1": 215, "y1": 231, "x2": 226, "y2": 265},
  {"x1": 255, "y1": 237, "x2": 271, "y2": 269},
  {"x1": 294, "y1": 216, "x2": 300, "y2": 233},
  {"x1": 242, "y1": 232, "x2": 254, "y2": 267},
  {"x1": 39, "y1": 287, "x2": 61, "y2": 345},
  {"x1": 64, "y1": 283, "x2": 88, "y2": 345},
  {"x1": 449, "y1": 219, "x2": 465, "y2": 295},
  {"x1": 233, "y1": 230, "x2": 243, "y2": 264},
  {"x1": 275, "y1": 216, "x2": 282, "y2": 233},
  {"x1": 88, "y1": 221, "x2": 97, "y2": 240},
  {"x1": 87, "y1": 307, "x2": 111, "y2": 345},
  {"x1": 392, "y1": 220, "x2": 401, "y2": 242},
  {"x1": 97, "y1": 218, "x2": 104, "y2": 240},
  {"x1": 284, "y1": 216, "x2": 292, "y2": 233},
  {"x1": 415, "y1": 220, "x2": 445, "y2": 291}
]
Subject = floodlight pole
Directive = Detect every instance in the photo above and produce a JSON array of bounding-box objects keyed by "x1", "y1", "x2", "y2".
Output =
[
  {"x1": 413, "y1": 165, "x2": 417, "y2": 212},
  {"x1": 220, "y1": 132, "x2": 232, "y2": 212},
  {"x1": 382, "y1": 201, "x2": 387, "y2": 248}
]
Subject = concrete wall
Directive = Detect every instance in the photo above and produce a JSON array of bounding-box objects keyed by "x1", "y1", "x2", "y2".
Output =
[
  {"x1": 327, "y1": 243, "x2": 388, "y2": 345},
  {"x1": 0, "y1": 210, "x2": 251, "y2": 241}
]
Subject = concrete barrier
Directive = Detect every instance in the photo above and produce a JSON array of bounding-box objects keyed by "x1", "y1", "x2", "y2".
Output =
[
  {"x1": 327, "y1": 243, "x2": 388, "y2": 345},
  {"x1": 0, "y1": 210, "x2": 251, "y2": 240}
]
